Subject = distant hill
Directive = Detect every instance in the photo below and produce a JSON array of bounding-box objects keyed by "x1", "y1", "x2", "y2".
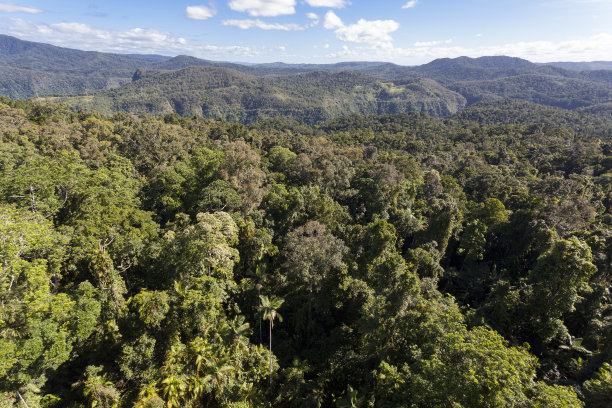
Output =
[
  {"x1": 0, "y1": 35, "x2": 414, "y2": 97},
  {"x1": 0, "y1": 34, "x2": 165, "y2": 98},
  {"x1": 448, "y1": 74, "x2": 612, "y2": 108},
  {"x1": 454, "y1": 99, "x2": 612, "y2": 137},
  {"x1": 406, "y1": 56, "x2": 611, "y2": 109},
  {"x1": 2, "y1": 35, "x2": 612, "y2": 122},
  {"x1": 58, "y1": 66, "x2": 467, "y2": 123},
  {"x1": 0, "y1": 34, "x2": 154, "y2": 73},
  {"x1": 578, "y1": 102, "x2": 612, "y2": 120},
  {"x1": 547, "y1": 61, "x2": 612, "y2": 71}
]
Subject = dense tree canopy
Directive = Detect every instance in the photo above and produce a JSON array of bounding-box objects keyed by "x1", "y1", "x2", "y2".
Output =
[{"x1": 0, "y1": 96, "x2": 610, "y2": 407}]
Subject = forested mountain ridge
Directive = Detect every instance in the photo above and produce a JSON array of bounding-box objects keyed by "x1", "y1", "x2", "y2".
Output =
[
  {"x1": 0, "y1": 34, "x2": 172, "y2": 98},
  {"x1": 58, "y1": 66, "x2": 467, "y2": 123},
  {"x1": 448, "y1": 73, "x2": 612, "y2": 108},
  {"x1": 2, "y1": 35, "x2": 612, "y2": 121},
  {"x1": 0, "y1": 95, "x2": 611, "y2": 407},
  {"x1": 55, "y1": 62, "x2": 612, "y2": 123},
  {"x1": 549, "y1": 61, "x2": 612, "y2": 71}
]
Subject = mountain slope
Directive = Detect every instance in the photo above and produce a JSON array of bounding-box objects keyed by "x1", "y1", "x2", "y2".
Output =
[
  {"x1": 2, "y1": 35, "x2": 612, "y2": 121},
  {"x1": 453, "y1": 99, "x2": 612, "y2": 137},
  {"x1": 60, "y1": 66, "x2": 467, "y2": 123},
  {"x1": 547, "y1": 61, "x2": 612, "y2": 71},
  {"x1": 448, "y1": 74, "x2": 612, "y2": 108},
  {"x1": 0, "y1": 34, "x2": 173, "y2": 98}
]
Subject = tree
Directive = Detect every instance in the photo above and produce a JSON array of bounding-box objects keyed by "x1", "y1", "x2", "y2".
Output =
[
  {"x1": 583, "y1": 362, "x2": 612, "y2": 408},
  {"x1": 82, "y1": 366, "x2": 119, "y2": 408},
  {"x1": 0, "y1": 204, "x2": 100, "y2": 395},
  {"x1": 258, "y1": 295, "x2": 284, "y2": 385},
  {"x1": 282, "y1": 221, "x2": 347, "y2": 332},
  {"x1": 161, "y1": 211, "x2": 239, "y2": 282},
  {"x1": 528, "y1": 236, "x2": 597, "y2": 345}
]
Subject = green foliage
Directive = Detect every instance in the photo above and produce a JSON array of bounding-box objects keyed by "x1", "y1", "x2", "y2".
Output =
[
  {"x1": 130, "y1": 290, "x2": 170, "y2": 329},
  {"x1": 458, "y1": 219, "x2": 487, "y2": 261},
  {"x1": 373, "y1": 324, "x2": 542, "y2": 408},
  {"x1": 528, "y1": 383, "x2": 585, "y2": 408},
  {"x1": 83, "y1": 366, "x2": 119, "y2": 408},
  {"x1": 0, "y1": 205, "x2": 81, "y2": 387},
  {"x1": 0, "y1": 97, "x2": 608, "y2": 407},
  {"x1": 162, "y1": 211, "x2": 239, "y2": 281},
  {"x1": 527, "y1": 237, "x2": 598, "y2": 345},
  {"x1": 583, "y1": 362, "x2": 612, "y2": 408}
]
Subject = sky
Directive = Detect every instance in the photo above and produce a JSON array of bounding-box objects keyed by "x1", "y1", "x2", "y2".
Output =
[{"x1": 0, "y1": 0, "x2": 611, "y2": 65}]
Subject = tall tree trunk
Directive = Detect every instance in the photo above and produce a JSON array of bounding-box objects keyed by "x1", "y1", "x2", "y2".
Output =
[
  {"x1": 258, "y1": 287, "x2": 262, "y2": 344},
  {"x1": 270, "y1": 320, "x2": 272, "y2": 387},
  {"x1": 17, "y1": 391, "x2": 30, "y2": 408}
]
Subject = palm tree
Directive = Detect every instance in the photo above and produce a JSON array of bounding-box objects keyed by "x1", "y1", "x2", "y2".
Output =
[
  {"x1": 161, "y1": 375, "x2": 185, "y2": 408},
  {"x1": 258, "y1": 295, "x2": 284, "y2": 385},
  {"x1": 253, "y1": 263, "x2": 269, "y2": 344}
]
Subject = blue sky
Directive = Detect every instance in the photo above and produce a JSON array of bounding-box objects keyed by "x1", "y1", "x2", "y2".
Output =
[{"x1": 0, "y1": 0, "x2": 611, "y2": 64}]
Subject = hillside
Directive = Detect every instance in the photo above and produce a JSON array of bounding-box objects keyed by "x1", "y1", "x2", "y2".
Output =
[
  {"x1": 59, "y1": 66, "x2": 467, "y2": 123},
  {"x1": 57, "y1": 61, "x2": 612, "y2": 123},
  {"x1": 548, "y1": 61, "x2": 612, "y2": 71},
  {"x1": 448, "y1": 73, "x2": 612, "y2": 108},
  {"x1": 2, "y1": 35, "x2": 612, "y2": 123},
  {"x1": 0, "y1": 34, "x2": 173, "y2": 98}
]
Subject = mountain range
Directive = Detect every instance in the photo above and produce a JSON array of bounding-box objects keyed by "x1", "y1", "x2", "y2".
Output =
[{"x1": 1, "y1": 34, "x2": 611, "y2": 123}]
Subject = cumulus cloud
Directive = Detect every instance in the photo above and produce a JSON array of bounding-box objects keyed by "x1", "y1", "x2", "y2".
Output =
[
  {"x1": 0, "y1": 2, "x2": 42, "y2": 13},
  {"x1": 3, "y1": 18, "x2": 258, "y2": 58},
  {"x1": 228, "y1": 0, "x2": 296, "y2": 17},
  {"x1": 305, "y1": 0, "x2": 349, "y2": 7},
  {"x1": 336, "y1": 19, "x2": 399, "y2": 47},
  {"x1": 186, "y1": 5, "x2": 215, "y2": 20},
  {"x1": 222, "y1": 19, "x2": 303, "y2": 30},
  {"x1": 323, "y1": 10, "x2": 343, "y2": 29},
  {"x1": 323, "y1": 11, "x2": 399, "y2": 48},
  {"x1": 402, "y1": 0, "x2": 417, "y2": 8}
]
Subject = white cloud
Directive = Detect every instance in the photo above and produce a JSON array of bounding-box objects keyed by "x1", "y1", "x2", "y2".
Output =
[
  {"x1": 413, "y1": 38, "x2": 452, "y2": 47},
  {"x1": 186, "y1": 5, "x2": 215, "y2": 20},
  {"x1": 52, "y1": 22, "x2": 93, "y2": 34},
  {"x1": 335, "y1": 19, "x2": 399, "y2": 48},
  {"x1": 413, "y1": 40, "x2": 439, "y2": 47},
  {"x1": 4, "y1": 18, "x2": 258, "y2": 58},
  {"x1": 480, "y1": 33, "x2": 612, "y2": 62},
  {"x1": 402, "y1": 0, "x2": 417, "y2": 8},
  {"x1": 0, "y1": 2, "x2": 42, "y2": 13},
  {"x1": 228, "y1": 0, "x2": 296, "y2": 17},
  {"x1": 305, "y1": 0, "x2": 349, "y2": 8},
  {"x1": 323, "y1": 10, "x2": 343, "y2": 29},
  {"x1": 323, "y1": 12, "x2": 399, "y2": 48},
  {"x1": 307, "y1": 12, "x2": 320, "y2": 26},
  {"x1": 317, "y1": 32, "x2": 612, "y2": 65},
  {"x1": 222, "y1": 18, "x2": 303, "y2": 30}
]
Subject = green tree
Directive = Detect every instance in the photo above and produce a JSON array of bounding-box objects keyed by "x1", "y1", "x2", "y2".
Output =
[
  {"x1": 528, "y1": 236, "x2": 597, "y2": 345},
  {"x1": 583, "y1": 362, "x2": 612, "y2": 408},
  {"x1": 258, "y1": 295, "x2": 284, "y2": 385},
  {"x1": 0, "y1": 204, "x2": 100, "y2": 396}
]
